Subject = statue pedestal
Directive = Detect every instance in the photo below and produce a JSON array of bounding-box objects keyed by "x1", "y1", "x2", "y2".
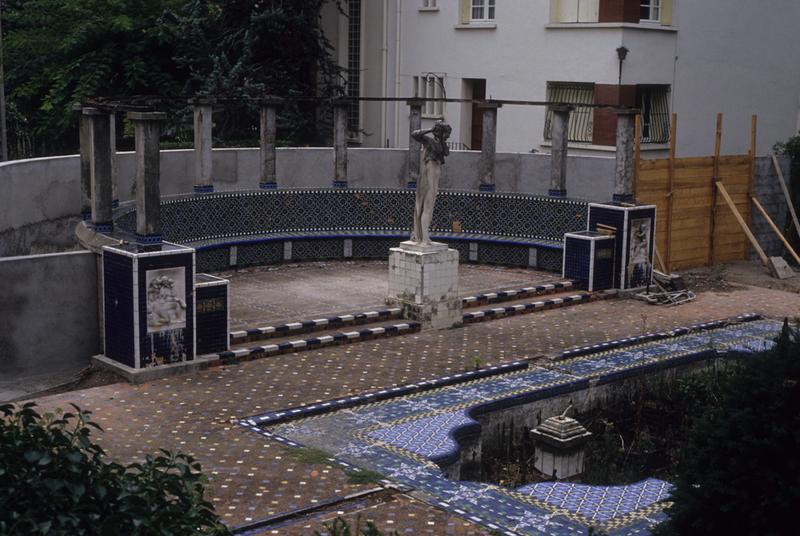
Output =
[{"x1": 387, "y1": 241, "x2": 462, "y2": 330}]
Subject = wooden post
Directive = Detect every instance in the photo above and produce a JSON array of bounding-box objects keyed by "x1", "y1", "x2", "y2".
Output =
[
  {"x1": 752, "y1": 196, "x2": 800, "y2": 265},
  {"x1": 747, "y1": 115, "x2": 757, "y2": 224},
  {"x1": 708, "y1": 113, "x2": 723, "y2": 266},
  {"x1": 666, "y1": 112, "x2": 677, "y2": 271},
  {"x1": 716, "y1": 182, "x2": 768, "y2": 266},
  {"x1": 633, "y1": 114, "x2": 641, "y2": 200},
  {"x1": 772, "y1": 153, "x2": 800, "y2": 239}
]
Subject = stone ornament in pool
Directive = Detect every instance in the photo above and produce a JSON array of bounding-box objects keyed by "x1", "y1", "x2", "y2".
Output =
[{"x1": 239, "y1": 315, "x2": 780, "y2": 535}]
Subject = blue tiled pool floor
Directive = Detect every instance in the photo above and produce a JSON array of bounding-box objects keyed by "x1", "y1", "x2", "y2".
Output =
[{"x1": 240, "y1": 315, "x2": 780, "y2": 535}]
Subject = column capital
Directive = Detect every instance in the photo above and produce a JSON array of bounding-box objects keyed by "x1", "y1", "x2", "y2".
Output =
[
  {"x1": 187, "y1": 97, "x2": 217, "y2": 106},
  {"x1": 548, "y1": 104, "x2": 576, "y2": 113},
  {"x1": 127, "y1": 111, "x2": 167, "y2": 122},
  {"x1": 82, "y1": 107, "x2": 105, "y2": 116},
  {"x1": 332, "y1": 97, "x2": 354, "y2": 108},
  {"x1": 406, "y1": 98, "x2": 426, "y2": 107},
  {"x1": 612, "y1": 107, "x2": 640, "y2": 116},
  {"x1": 257, "y1": 96, "x2": 284, "y2": 106},
  {"x1": 477, "y1": 100, "x2": 503, "y2": 110}
]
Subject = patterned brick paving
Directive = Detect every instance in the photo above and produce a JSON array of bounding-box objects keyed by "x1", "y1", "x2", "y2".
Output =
[{"x1": 30, "y1": 281, "x2": 799, "y2": 533}]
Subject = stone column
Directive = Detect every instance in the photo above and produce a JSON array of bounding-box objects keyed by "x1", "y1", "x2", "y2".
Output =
[
  {"x1": 128, "y1": 112, "x2": 166, "y2": 244},
  {"x1": 332, "y1": 99, "x2": 349, "y2": 188},
  {"x1": 110, "y1": 112, "x2": 118, "y2": 208},
  {"x1": 84, "y1": 108, "x2": 113, "y2": 233},
  {"x1": 407, "y1": 99, "x2": 424, "y2": 189},
  {"x1": 259, "y1": 98, "x2": 281, "y2": 189},
  {"x1": 478, "y1": 102, "x2": 501, "y2": 192},
  {"x1": 74, "y1": 103, "x2": 92, "y2": 220},
  {"x1": 190, "y1": 98, "x2": 215, "y2": 193},
  {"x1": 613, "y1": 109, "x2": 637, "y2": 204},
  {"x1": 549, "y1": 105, "x2": 574, "y2": 197}
]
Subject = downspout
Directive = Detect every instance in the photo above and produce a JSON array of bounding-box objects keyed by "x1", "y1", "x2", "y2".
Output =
[
  {"x1": 381, "y1": 0, "x2": 389, "y2": 147},
  {"x1": 394, "y1": 0, "x2": 403, "y2": 146}
]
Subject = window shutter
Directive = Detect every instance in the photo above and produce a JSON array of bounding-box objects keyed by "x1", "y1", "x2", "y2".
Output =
[
  {"x1": 459, "y1": 0, "x2": 470, "y2": 23},
  {"x1": 661, "y1": 0, "x2": 673, "y2": 25}
]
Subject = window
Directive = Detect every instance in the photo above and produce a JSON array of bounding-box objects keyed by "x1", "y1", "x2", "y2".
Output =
[
  {"x1": 471, "y1": 0, "x2": 495, "y2": 21},
  {"x1": 413, "y1": 74, "x2": 446, "y2": 118},
  {"x1": 543, "y1": 82, "x2": 594, "y2": 143},
  {"x1": 640, "y1": 0, "x2": 661, "y2": 22},
  {"x1": 637, "y1": 85, "x2": 670, "y2": 143},
  {"x1": 422, "y1": 0, "x2": 437, "y2": 7}
]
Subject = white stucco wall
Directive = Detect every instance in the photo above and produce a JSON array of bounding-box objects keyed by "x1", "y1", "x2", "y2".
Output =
[{"x1": 351, "y1": 0, "x2": 800, "y2": 157}]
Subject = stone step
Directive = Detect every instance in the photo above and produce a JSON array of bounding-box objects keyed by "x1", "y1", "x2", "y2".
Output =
[
  {"x1": 230, "y1": 307, "x2": 404, "y2": 345},
  {"x1": 212, "y1": 320, "x2": 422, "y2": 365},
  {"x1": 461, "y1": 280, "x2": 576, "y2": 309},
  {"x1": 462, "y1": 290, "x2": 612, "y2": 324}
]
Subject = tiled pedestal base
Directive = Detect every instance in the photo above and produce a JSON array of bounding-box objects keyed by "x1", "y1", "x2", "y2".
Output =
[{"x1": 387, "y1": 241, "x2": 462, "y2": 329}]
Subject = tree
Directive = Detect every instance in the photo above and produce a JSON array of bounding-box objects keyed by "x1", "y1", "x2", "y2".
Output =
[
  {"x1": 166, "y1": 0, "x2": 344, "y2": 145},
  {"x1": 2, "y1": 0, "x2": 188, "y2": 157},
  {"x1": 653, "y1": 320, "x2": 800, "y2": 535},
  {"x1": 0, "y1": 402, "x2": 229, "y2": 535}
]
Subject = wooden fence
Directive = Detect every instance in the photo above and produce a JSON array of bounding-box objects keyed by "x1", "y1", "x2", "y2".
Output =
[{"x1": 634, "y1": 113, "x2": 757, "y2": 271}]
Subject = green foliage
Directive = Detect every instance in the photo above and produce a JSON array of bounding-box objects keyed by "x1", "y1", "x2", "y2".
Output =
[
  {"x1": 3, "y1": 0, "x2": 188, "y2": 157},
  {"x1": 773, "y1": 132, "x2": 800, "y2": 162},
  {"x1": 0, "y1": 402, "x2": 229, "y2": 535},
  {"x1": 289, "y1": 446, "x2": 334, "y2": 465},
  {"x1": 653, "y1": 320, "x2": 800, "y2": 535},
  {"x1": 165, "y1": 0, "x2": 344, "y2": 145},
  {"x1": 345, "y1": 468, "x2": 385, "y2": 485},
  {"x1": 313, "y1": 515, "x2": 398, "y2": 536}
]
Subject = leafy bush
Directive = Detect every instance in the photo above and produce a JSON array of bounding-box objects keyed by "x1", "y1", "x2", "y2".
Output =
[
  {"x1": 0, "y1": 403, "x2": 229, "y2": 535},
  {"x1": 773, "y1": 132, "x2": 800, "y2": 162},
  {"x1": 654, "y1": 320, "x2": 800, "y2": 535}
]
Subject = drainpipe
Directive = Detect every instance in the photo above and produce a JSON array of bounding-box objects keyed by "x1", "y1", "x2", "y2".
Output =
[
  {"x1": 381, "y1": 0, "x2": 389, "y2": 146},
  {"x1": 394, "y1": 0, "x2": 403, "y2": 146}
]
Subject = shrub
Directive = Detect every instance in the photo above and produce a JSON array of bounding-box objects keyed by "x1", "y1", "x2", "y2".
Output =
[{"x1": 0, "y1": 403, "x2": 229, "y2": 535}]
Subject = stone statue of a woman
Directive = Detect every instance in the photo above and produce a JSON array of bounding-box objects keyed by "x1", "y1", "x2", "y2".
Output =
[{"x1": 410, "y1": 121, "x2": 451, "y2": 245}]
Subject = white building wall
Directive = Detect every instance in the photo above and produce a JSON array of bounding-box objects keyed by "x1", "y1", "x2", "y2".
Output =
[{"x1": 345, "y1": 0, "x2": 800, "y2": 158}]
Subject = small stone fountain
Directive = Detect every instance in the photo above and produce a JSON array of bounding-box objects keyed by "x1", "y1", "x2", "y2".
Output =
[{"x1": 532, "y1": 406, "x2": 592, "y2": 480}]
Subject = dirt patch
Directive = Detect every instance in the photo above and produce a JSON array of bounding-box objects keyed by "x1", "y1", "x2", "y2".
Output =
[{"x1": 681, "y1": 260, "x2": 800, "y2": 295}]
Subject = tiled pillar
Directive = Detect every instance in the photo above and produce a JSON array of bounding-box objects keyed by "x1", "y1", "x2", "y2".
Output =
[
  {"x1": 549, "y1": 105, "x2": 573, "y2": 197},
  {"x1": 259, "y1": 98, "x2": 281, "y2": 189},
  {"x1": 333, "y1": 99, "x2": 349, "y2": 188},
  {"x1": 191, "y1": 98, "x2": 215, "y2": 193},
  {"x1": 478, "y1": 102, "x2": 501, "y2": 193},
  {"x1": 74, "y1": 103, "x2": 92, "y2": 221},
  {"x1": 84, "y1": 108, "x2": 113, "y2": 233},
  {"x1": 407, "y1": 99, "x2": 424, "y2": 189},
  {"x1": 128, "y1": 112, "x2": 166, "y2": 244},
  {"x1": 613, "y1": 109, "x2": 637, "y2": 204}
]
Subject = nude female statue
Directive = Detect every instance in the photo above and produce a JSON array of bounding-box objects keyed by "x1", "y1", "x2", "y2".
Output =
[{"x1": 410, "y1": 121, "x2": 451, "y2": 244}]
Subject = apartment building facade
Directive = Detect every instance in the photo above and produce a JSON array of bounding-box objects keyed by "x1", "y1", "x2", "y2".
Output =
[{"x1": 321, "y1": 0, "x2": 800, "y2": 157}]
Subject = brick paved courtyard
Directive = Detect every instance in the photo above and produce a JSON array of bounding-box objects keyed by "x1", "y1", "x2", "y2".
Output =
[{"x1": 28, "y1": 261, "x2": 800, "y2": 535}]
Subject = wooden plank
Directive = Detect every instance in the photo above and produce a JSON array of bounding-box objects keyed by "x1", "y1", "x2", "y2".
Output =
[
  {"x1": 674, "y1": 156, "x2": 716, "y2": 169},
  {"x1": 709, "y1": 113, "x2": 723, "y2": 266},
  {"x1": 772, "y1": 153, "x2": 800, "y2": 239},
  {"x1": 747, "y1": 116, "x2": 757, "y2": 243},
  {"x1": 753, "y1": 196, "x2": 800, "y2": 264},
  {"x1": 718, "y1": 154, "x2": 752, "y2": 166},
  {"x1": 715, "y1": 181, "x2": 768, "y2": 266}
]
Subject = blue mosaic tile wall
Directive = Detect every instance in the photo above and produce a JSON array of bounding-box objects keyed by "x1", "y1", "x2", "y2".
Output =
[
  {"x1": 114, "y1": 189, "x2": 587, "y2": 262},
  {"x1": 103, "y1": 250, "x2": 135, "y2": 367},
  {"x1": 196, "y1": 283, "x2": 228, "y2": 355}
]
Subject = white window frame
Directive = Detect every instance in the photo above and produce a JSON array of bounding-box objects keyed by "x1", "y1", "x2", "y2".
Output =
[
  {"x1": 422, "y1": 0, "x2": 437, "y2": 7},
  {"x1": 640, "y1": 0, "x2": 661, "y2": 22},
  {"x1": 471, "y1": 0, "x2": 495, "y2": 22},
  {"x1": 413, "y1": 73, "x2": 446, "y2": 118}
]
